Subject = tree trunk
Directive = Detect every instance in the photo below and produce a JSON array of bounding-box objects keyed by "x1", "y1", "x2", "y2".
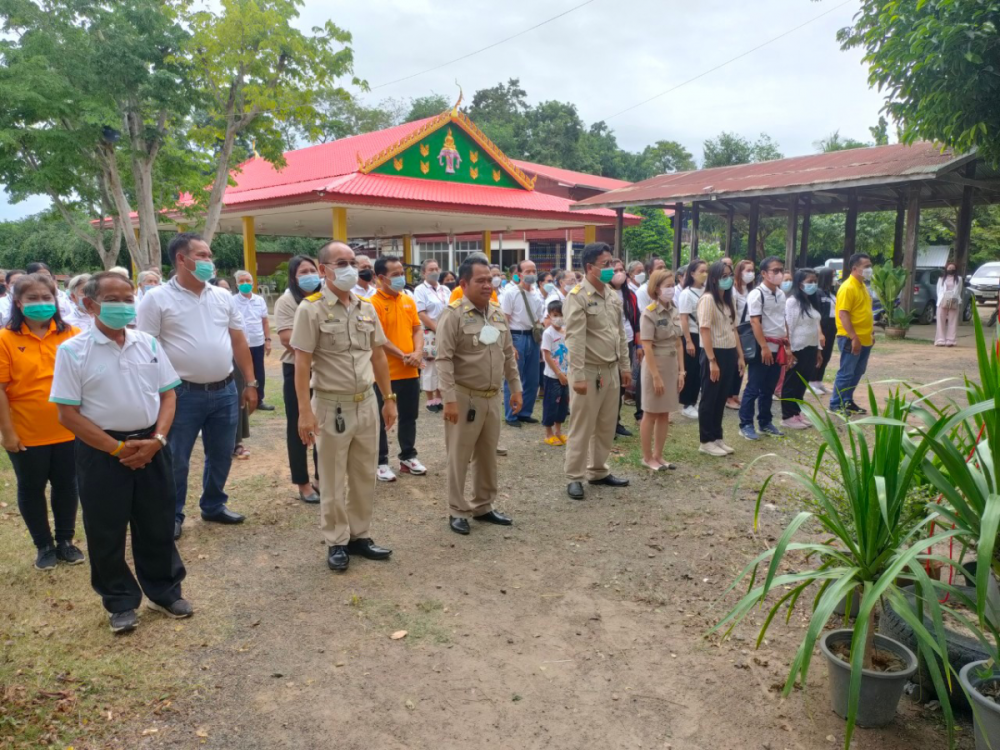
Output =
[
  {"x1": 100, "y1": 144, "x2": 141, "y2": 268},
  {"x1": 100, "y1": 219, "x2": 124, "y2": 270},
  {"x1": 862, "y1": 607, "x2": 877, "y2": 670},
  {"x1": 202, "y1": 120, "x2": 239, "y2": 244},
  {"x1": 132, "y1": 157, "x2": 161, "y2": 271}
]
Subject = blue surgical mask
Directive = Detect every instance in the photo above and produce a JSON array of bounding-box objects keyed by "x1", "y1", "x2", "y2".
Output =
[
  {"x1": 522, "y1": 274, "x2": 537, "y2": 286},
  {"x1": 389, "y1": 276, "x2": 406, "y2": 292},
  {"x1": 76, "y1": 299, "x2": 87, "y2": 312},
  {"x1": 803, "y1": 282, "x2": 818, "y2": 295},
  {"x1": 599, "y1": 267, "x2": 615, "y2": 283},
  {"x1": 97, "y1": 301, "x2": 136, "y2": 330},
  {"x1": 543, "y1": 282, "x2": 555, "y2": 295},
  {"x1": 238, "y1": 282, "x2": 253, "y2": 294},
  {"x1": 719, "y1": 276, "x2": 734, "y2": 291},
  {"x1": 780, "y1": 280, "x2": 793, "y2": 293},
  {"x1": 189, "y1": 258, "x2": 215, "y2": 282},
  {"x1": 298, "y1": 273, "x2": 321, "y2": 292}
]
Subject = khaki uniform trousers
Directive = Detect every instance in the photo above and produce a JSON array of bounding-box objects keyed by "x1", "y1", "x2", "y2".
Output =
[
  {"x1": 444, "y1": 388, "x2": 501, "y2": 518},
  {"x1": 314, "y1": 391, "x2": 378, "y2": 546},
  {"x1": 564, "y1": 365, "x2": 621, "y2": 482}
]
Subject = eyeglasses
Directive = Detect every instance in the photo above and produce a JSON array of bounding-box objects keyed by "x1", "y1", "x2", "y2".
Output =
[{"x1": 324, "y1": 260, "x2": 359, "y2": 269}]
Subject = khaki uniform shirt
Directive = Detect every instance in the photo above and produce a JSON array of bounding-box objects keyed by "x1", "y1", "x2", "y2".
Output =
[
  {"x1": 639, "y1": 302, "x2": 682, "y2": 352},
  {"x1": 273, "y1": 290, "x2": 299, "y2": 365},
  {"x1": 563, "y1": 279, "x2": 630, "y2": 383},
  {"x1": 289, "y1": 287, "x2": 387, "y2": 394},
  {"x1": 435, "y1": 296, "x2": 521, "y2": 403}
]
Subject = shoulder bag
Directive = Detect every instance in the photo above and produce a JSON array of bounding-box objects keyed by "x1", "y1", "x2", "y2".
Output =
[
  {"x1": 737, "y1": 290, "x2": 759, "y2": 361},
  {"x1": 520, "y1": 288, "x2": 544, "y2": 344}
]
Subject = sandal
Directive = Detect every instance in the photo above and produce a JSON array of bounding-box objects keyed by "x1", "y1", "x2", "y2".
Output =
[
  {"x1": 544, "y1": 436, "x2": 562, "y2": 446},
  {"x1": 557, "y1": 435, "x2": 568, "y2": 445},
  {"x1": 232, "y1": 445, "x2": 250, "y2": 460}
]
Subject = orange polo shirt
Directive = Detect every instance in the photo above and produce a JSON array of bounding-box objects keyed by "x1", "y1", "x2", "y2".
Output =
[
  {"x1": 0, "y1": 321, "x2": 80, "y2": 446},
  {"x1": 368, "y1": 289, "x2": 421, "y2": 381},
  {"x1": 449, "y1": 286, "x2": 499, "y2": 304}
]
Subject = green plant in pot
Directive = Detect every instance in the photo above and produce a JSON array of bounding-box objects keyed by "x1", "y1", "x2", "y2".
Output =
[
  {"x1": 870, "y1": 262, "x2": 914, "y2": 337},
  {"x1": 712, "y1": 388, "x2": 962, "y2": 749}
]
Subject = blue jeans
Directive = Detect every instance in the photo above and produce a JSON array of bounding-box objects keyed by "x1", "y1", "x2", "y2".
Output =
[
  {"x1": 169, "y1": 380, "x2": 239, "y2": 522},
  {"x1": 739, "y1": 358, "x2": 782, "y2": 429},
  {"x1": 829, "y1": 337, "x2": 873, "y2": 410},
  {"x1": 504, "y1": 331, "x2": 540, "y2": 422}
]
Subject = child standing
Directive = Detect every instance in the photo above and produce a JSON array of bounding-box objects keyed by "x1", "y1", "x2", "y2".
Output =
[{"x1": 541, "y1": 300, "x2": 570, "y2": 445}]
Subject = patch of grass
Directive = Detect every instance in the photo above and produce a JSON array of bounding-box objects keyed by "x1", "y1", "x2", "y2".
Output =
[{"x1": 349, "y1": 596, "x2": 451, "y2": 645}]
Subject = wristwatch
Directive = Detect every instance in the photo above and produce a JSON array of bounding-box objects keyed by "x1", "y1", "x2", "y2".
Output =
[
  {"x1": 245, "y1": 380, "x2": 259, "y2": 388},
  {"x1": 153, "y1": 433, "x2": 168, "y2": 448}
]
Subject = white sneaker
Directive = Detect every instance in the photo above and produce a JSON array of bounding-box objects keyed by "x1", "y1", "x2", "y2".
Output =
[
  {"x1": 376, "y1": 464, "x2": 397, "y2": 482},
  {"x1": 699, "y1": 441, "x2": 727, "y2": 457},
  {"x1": 715, "y1": 439, "x2": 735, "y2": 455},
  {"x1": 681, "y1": 405, "x2": 699, "y2": 419},
  {"x1": 808, "y1": 382, "x2": 827, "y2": 395},
  {"x1": 399, "y1": 458, "x2": 427, "y2": 476}
]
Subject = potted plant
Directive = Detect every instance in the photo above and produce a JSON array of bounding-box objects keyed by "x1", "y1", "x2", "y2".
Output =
[
  {"x1": 713, "y1": 388, "x2": 961, "y2": 749},
  {"x1": 870, "y1": 262, "x2": 913, "y2": 339}
]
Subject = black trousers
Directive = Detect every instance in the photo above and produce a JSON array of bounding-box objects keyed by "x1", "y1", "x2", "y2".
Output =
[
  {"x1": 250, "y1": 345, "x2": 266, "y2": 402},
  {"x1": 817, "y1": 318, "x2": 838, "y2": 381},
  {"x1": 7, "y1": 440, "x2": 78, "y2": 549},
  {"x1": 619, "y1": 341, "x2": 642, "y2": 425},
  {"x1": 679, "y1": 332, "x2": 701, "y2": 407},
  {"x1": 76, "y1": 434, "x2": 186, "y2": 613},
  {"x1": 782, "y1": 346, "x2": 819, "y2": 419},
  {"x1": 282, "y1": 363, "x2": 319, "y2": 486},
  {"x1": 378, "y1": 377, "x2": 420, "y2": 465},
  {"x1": 698, "y1": 348, "x2": 737, "y2": 443}
]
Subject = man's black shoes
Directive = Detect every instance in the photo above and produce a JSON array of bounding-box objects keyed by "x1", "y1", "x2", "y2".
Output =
[
  {"x1": 346, "y1": 538, "x2": 392, "y2": 560},
  {"x1": 474, "y1": 510, "x2": 512, "y2": 526},
  {"x1": 449, "y1": 517, "x2": 471, "y2": 535},
  {"x1": 588, "y1": 474, "x2": 630, "y2": 488},
  {"x1": 109, "y1": 609, "x2": 138, "y2": 633},
  {"x1": 615, "y1": 424, "x2": 633, "y2": 437},
  {"x1": 567, "y1": 482, "x2": 585, "y2": 500},
  {"x1": 174, "y1": 521, "x2": 183, "y2": 540},
  {"x1": 327, "y1": 545, "x2": 349, "y2": 571},
  {"x1": 201, "y1": 507, "x2": 245, "y2": 525}
]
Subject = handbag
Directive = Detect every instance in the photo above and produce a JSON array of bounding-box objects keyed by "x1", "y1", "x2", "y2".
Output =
[
  {"x1": 520, "y1": 288, "x2": 544, "y2": 344},
  {"x1": 737, "y1": 292, "x2": 759, "y2": 361}
]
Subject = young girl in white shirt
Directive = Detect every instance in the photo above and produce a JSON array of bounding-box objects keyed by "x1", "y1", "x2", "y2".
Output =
[{"x1": 780, "y1": 269, "x2": 823, "y2": 430}]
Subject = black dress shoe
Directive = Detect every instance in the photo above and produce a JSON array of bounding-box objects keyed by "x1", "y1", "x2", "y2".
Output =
[
  {"x1": 299, "y1": 491, "x2": 320, "y2": 504},
  {"x1": 327, "y1": 545, "x2": 349, "y2": 571},
  {"x1": 567, "y1": 481, "x2": 585, "y2": 500},
  {"x1": 347, "y1": 537, "x2": 392, "y2": 560},
  {"x1": 257, "y1": 403, "x2": 275, "y2": 411},
  {"x1": 615, "y1": 424, "x2": 633, "y2": 437},
  {"x1": 588, "y1": 474, "x2": 630, "y2": 487},
  {"x1": 174, "y1": 521, "x2": 183, "y2": 540},
  {"x1": 449, "y1": 517, "x2": 470, "y2": 535},
  {"x1": 518, "y1": 416, "x2": 539, "y2": 424},
  {"x1": 474, "y1": 510, "x2": 512, "y2": 526},
  {"x1": 201, "y1": 507, "x2": 245, "y2": 524},
  {"x1": 505, "y1": 420, "x2": 522, "y2": 428}
]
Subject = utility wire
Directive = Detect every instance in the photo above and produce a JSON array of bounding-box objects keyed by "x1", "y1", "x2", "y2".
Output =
[
  {"x1": 603, "y1": 0, "x2": 855, "y2": 121},
  {"x1": 370, "y1": 0, "x2": 600, "y2": 90}
]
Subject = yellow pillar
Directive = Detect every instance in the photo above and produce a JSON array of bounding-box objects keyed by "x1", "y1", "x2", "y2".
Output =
[
  {"x1": 331, "y1": 207, "x2": 348, "y2": 242},
  {"x1": 584, "y1": 225, "x2": 596, "y2": 245},
  {"x1": 176, "y1": 223, "x2": 188, "y2": 232},
  {"x1": 402, "y1": 234, "x2": 412, "y2": 282},
  {"x1": 482, "y1": 230, "x2": 492, "y2": 263},
  {"x1": 242, "y1": 216, "x2": 257, "y2": 286}
]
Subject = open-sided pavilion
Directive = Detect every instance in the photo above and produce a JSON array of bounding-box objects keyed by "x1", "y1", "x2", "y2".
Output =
[{"x1": 572, "y1": 143, "x2": 1000, "y2": 311}]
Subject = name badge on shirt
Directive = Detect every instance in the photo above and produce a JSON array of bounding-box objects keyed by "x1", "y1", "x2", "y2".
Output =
[{"x1": 656, "y1": 319, "x2": 670, "y2": 327}]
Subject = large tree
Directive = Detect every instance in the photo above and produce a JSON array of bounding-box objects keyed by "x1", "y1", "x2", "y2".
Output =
[
  {"x1": 839, "y1": 0, "x2": 1000, "y2": 164},
  {"x1": 405, "y1": 94, "x2": 450, "y2": 123},
  {"x1": 815, "y1": 130, "x2": 870, "y2": 153}
]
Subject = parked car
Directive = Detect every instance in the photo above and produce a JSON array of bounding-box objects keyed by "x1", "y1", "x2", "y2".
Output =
[
  {"x1": 968, "y1": 261, "x2": 1000, "y2": 305},
  {"x1": 911, "y1": 267, "x2": 974, "y2": 325}
]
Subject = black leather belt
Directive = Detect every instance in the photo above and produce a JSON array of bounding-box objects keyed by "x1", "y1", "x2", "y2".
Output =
[
  {"x1": 105, "y1": 426, "x2": 155, "y2": 441},
  {"x1": 180, "y1": 374, "x2": 235, "y2": 391},
  {"x1": 510, "y1": 329, "x2": 532, "y2": 335}
]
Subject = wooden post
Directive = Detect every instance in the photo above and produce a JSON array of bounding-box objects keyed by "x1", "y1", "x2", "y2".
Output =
[
  {"x1": 672, "y1": 202, "x2": 684, "y2": 270},
  {"x1": 747, "y1": 199, "x2": 759, "y2": 265},
  {"x1": 584, "y1": 225, "x2": 597, "y2": 245},
  {"x1": 785, "y1": 197, "x2": 798, "y2": 271},
  {"x1": 954, "y1": 162, "x2": 976, "y2": 277},
  {"x1": 402, "y1": 234, "x2": 412, "y2": 282},
  {"x1": 242, "y1": 216, "x2": 257, "y2": 286},
  {"x1": 724, "y1": 206, "x2": 734, "y2": 257},
  {"x1": 842, "y1": 189, "x2": 858, "y2": 281},
  {"x1": 798, "y1": 195, "x2": 811, "y2": 269},
  {"x1": 614, "y1": 207, "x2": 624, "y2": 259},
  {"x1": 331, "y1": 207, "x2": 347, "y2": 242},
  {"x1": 448, "y1": 235, "x2": 455, "y2": 272},
  {"x1": 690, "y1": 203, "x2": 700, "y2": 259},
  {"x1": 902, "y1": 185, "x2": 921, "y2": 314},
  {"x1": 892, "y1": 195, "x2": 905, "y2": 267}
]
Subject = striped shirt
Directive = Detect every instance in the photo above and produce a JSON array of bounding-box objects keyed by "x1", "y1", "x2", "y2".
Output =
[{"x1": 696, "y1": 293, "x2": 738, "y2": 349}]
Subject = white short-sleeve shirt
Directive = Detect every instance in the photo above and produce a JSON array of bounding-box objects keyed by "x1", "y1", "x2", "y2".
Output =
[
  {"x1": 136, "y1": 278, "x2": 241, "y2": 384},
  {"x1": 747, "y1": 285, "x2": 788, "y2": 352},
  {"x1": 50, "y1": 327, "x2": 181, "y2": 431},
  {"x1": 413, "y1": 281, "x2": 450, "y2": 324},
  {"x1": 785, "y1": 296, "x2": 822, "y2": 351},
  {"x1": 62, "y1": 302, "x2": 93, "y2": 333},
  {"x1": 233, "y1": 292, "x2": 268, "y2": 347},
  {"x1": 351, "y1": 283, "x2": 376, "y2": 300},
  {"x1": 677, "y1": 287, "x2": 704, "y2": 335},
  {"x1": 635, "y1": 283, "x2": 652, "y2": 311},
  {"x1": 500, "y1": 283, "x2": 545, "y2": 330}
]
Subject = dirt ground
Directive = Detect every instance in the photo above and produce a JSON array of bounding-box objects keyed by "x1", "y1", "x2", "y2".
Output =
[{"x1": 1, "y1": 328, "x2": 986, "y2": 750}]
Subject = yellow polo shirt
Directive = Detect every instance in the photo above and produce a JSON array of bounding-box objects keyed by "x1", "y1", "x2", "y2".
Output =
[
  {"x1": 449, "y1": 286, "x2": 498, "y2": 305},
  {"x1": 835, "y1": 275, "x2": 874, "y2": 346}
]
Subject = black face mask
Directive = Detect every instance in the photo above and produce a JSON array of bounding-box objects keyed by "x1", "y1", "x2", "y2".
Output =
[
  {"x1": 947, "y1": 268, "x2": 957, "y2": 275},
  {"x1": 358, "y1": 269, "x2": 374, "y2": 282},
  {"x1": 445, "y1": 281, "x2": 457, "y2": 290}
]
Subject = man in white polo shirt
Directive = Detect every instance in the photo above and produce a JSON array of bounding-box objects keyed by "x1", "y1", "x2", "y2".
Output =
[
  {"x1": 233, "y1": 269, "x2": 273, "y2": 411},
  {"x1": 352, "y1": 254, "x2": 377, "y2": 299},
  {"x1": 137, "y1": 233, "x2": 258, "y2": 540},
  {"x1": 413, "y1": 258, "x2": 451, "y2": 412},
  {"x1": 51, "y1": 271, "x2": 189, "y2": 634},
  {"x1": 499, "y1": 258, "x2": 544, "y2": 426}
]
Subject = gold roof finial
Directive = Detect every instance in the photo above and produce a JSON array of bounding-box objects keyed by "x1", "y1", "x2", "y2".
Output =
[{"x1": 451, "y1": 81, "x2": 463, "y2": 116}]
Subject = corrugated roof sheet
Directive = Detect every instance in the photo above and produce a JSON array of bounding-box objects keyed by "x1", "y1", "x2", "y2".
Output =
[
  {"x1": 511, "y1": 159, "x2": 631, "y2": 191},
  {"x1": 573, "y1": 142, "x2": 968, "y2": 209}
]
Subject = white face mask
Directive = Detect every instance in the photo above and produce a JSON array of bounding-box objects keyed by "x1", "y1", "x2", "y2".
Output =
[
  {"x1": 330, "y1": 265, "x2": 359, "y2": 291},
  {"x1": 550, "y1": 315, "x2": 564, "y2": 328},
  {"x1": 861, "y1": 267, "x2": 873, "y2": 281},
  {"x1": 742, "y1": 271, "x2": 755, "y2": 284},
  {"x1": 478, "y1": 324, "x2": 500, "y2": 345},
  {"x1": 634, "y1": 272, "x2": 646, "y2": 286},
  {"x1": 491, "y1": 276, "x2": 502, "y2": 288},
  {"x1": 659, "y1": 286, "x2": 675, "y2": 304}
]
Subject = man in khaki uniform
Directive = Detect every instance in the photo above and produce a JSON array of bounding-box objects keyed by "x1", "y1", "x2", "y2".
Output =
[
  {"x1": 564, "y1": 242, "x2": 632, "y2": 500},
  {"x1": 291, "y1": 242, "x2": 398, "y2": 571},
  {"x1": 436, "y1": 256, "x2": 522, "y2": 535}
]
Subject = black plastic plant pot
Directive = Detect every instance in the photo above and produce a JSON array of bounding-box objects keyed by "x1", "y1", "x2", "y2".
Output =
[{"x1": 819, "y1": 629, "x2": 918, "y2": 728}]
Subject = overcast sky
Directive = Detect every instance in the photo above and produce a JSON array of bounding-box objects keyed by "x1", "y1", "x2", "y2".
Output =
[{"x1": 0, "y1": 0, "x2": 886, "y2": 221}]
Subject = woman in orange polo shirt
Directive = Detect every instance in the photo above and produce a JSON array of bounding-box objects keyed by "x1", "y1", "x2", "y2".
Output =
[{"x1": 0, "y1": 273, "x2": 83, "y2": 571}]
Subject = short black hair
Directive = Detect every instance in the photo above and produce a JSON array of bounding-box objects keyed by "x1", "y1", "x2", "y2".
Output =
[
  {"x1": 82, "y1": 271, "x2": 133, "y2": 301},
  {"x1": 849, "y1": 253, "x2": 871, "y2": 270},
  {"x1": 5, "y1": 269, "x2": 24, "y2": 285},
  {"x1": 6, "y1": 273, "x2": 68, "y2": 333},
  {"x1": 25, "y1": 261, "x2": 49, "y2": 275},
  {"x1": 547, "y1": 299, "x2": 563, "y2": 315},
  {"x1": 287, "y1": 254, "x2": 320, "y2": 304},
  {"x1": 459, "y1": 256, "x2": 490, "y2": 282},
  {"x1": 374, "y1": 255, "x2": 401, "y2": 277},
  {"x1": 581, "y1": 242, "x2": 611, "y2": 270},
  {"x1": 760, "y1": 255, "x2": 783, "y2": 274},
  {"x1": 167, "y1": 232, "x2": 205, "y2": 266}
]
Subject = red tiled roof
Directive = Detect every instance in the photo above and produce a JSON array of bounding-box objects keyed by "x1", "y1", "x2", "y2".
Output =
[
  {"x1": 510, "y1": 160, "x2": 631, "y2": 191},
  {"x1": 573, "y1": 142, "x2": 970, "y2": 209}
]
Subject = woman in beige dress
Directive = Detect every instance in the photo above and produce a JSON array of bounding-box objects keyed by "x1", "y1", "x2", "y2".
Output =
[{"x1": 639, "y1": 269, "x2": 685, "y2": 471}]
